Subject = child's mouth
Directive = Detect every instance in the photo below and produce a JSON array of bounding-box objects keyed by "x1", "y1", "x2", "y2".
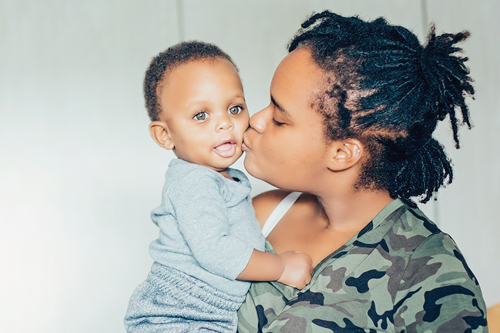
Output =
[{"x1": 214, "y1": 141, "x2": 237, "y2": 158}]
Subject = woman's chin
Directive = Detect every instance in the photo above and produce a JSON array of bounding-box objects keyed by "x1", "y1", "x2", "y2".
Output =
[
  {"x1": 243, "y1": 155, "x2": 257, "y2": 176},
  {"x1": 242, "y1": 158, "x2": 276, "y2": 187},
  {"x1": 243, "y1": 155, "x2": 266, "y2": 180}
]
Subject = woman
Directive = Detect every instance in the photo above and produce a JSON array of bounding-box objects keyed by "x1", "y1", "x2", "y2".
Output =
[{"x1": 237, "y1": 11, "x2": 488, "y2": 332}]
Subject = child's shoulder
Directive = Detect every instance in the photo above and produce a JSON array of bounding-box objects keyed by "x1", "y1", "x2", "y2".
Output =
[{"x1": 165, "y1": 159, "x2": 220, "y2": 188}]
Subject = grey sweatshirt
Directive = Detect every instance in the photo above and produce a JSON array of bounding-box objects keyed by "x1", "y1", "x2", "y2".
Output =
[{"x1": 149, "y1": 158, "x2": 265, "y2": 296}]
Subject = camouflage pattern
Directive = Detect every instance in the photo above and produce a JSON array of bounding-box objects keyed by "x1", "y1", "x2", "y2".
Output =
[{"x1": 237, "y1": 199, "x2": 488, "y2": 332}]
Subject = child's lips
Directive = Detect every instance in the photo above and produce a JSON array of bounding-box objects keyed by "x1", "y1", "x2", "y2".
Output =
[{"x1": 214, "y1": 140, "x2": 237, "y2": 158}]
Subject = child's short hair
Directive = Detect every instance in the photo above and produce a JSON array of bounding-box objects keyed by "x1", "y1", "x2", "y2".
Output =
[{"x1": 144, "y1": 41, "x2": 238, "y2": 121}]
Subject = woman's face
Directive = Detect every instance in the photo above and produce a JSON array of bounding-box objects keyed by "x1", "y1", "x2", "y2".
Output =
[{"x1": 243, "y1": 47, "x2": 332, "y2": 191}]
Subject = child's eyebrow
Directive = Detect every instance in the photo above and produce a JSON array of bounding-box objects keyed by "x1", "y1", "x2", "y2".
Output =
[{"x1": 271, "y1": 95, "x2": 290, "y2": 117}]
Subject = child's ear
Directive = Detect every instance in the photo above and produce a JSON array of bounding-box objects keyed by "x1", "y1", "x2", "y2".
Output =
[
  {"x1": 149, "y1": 121, "x2": 175, "y2": 150},
  {"x1": 326, "y1": 139, "x2": 363, "y2": 172}
]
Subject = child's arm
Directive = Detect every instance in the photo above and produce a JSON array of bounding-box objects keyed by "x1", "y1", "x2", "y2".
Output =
[
  {"x1": 236, "y1": 249, "x2": 312, "y2": 289},
  {"x1": 167, "y1": 171, "x2": 312, "y2": 288}
]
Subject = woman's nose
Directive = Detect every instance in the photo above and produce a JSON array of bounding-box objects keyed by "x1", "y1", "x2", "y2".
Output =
[{"x1": 249, "y1": 107, "x2": 268, "y2": 134}]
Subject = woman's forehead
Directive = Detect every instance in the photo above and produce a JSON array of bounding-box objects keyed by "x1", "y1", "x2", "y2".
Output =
[
  {"x1": 274, "y1": 47, "x2": 317, "y2": 78},
  {"x1": 271, "y1": 47, "x2": 329, "y2": 112}
]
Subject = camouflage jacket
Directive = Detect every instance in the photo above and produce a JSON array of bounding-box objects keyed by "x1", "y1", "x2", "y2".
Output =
[{"x1": 237, "y1": 199, "x2": 488, "y2": 332}]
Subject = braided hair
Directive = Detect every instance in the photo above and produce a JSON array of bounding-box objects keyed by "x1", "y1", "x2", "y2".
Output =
[
  {"x1": 289, "y1": 11, "x2": 474, "y2": 206},
  {"x1": 144, "y1": 41, "x2": 237, "y2": 121}
]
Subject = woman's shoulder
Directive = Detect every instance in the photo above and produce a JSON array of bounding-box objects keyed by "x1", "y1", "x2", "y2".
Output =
[
  {"x1": 411, "y1": 231, "x2": 480, "y2": 283},
  {"x1": 252, "y1": 190, "x2": 319, "y2": 227},
  {"x1": 251, "y1": 190, "x2": 290, "y2": 227}
]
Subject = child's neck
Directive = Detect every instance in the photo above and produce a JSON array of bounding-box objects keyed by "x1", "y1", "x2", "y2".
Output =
[{"x1": 220, "y1": 169, "x2": 232, "y2": 180}]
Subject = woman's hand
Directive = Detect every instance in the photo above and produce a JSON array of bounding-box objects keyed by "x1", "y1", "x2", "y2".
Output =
[{"x1": 277, "y1": 251, "x2": 313, "y2": 289}]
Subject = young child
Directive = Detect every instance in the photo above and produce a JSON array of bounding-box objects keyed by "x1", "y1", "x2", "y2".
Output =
[{"x1": 124, "y1": 41, "x2": 313, "y2": 333}]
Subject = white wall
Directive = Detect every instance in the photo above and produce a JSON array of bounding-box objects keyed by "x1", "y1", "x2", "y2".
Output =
[{"x1": 0, "y1": 1, "x2": 498, "y2": 332}]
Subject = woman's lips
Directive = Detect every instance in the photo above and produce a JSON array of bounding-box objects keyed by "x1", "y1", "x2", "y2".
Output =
[
  {"x1": 242, "y1": 132, "x2": 251, "y2": 151},
  {"x1": 214, "y1": 140, "x2": 236, "y2": 158}
]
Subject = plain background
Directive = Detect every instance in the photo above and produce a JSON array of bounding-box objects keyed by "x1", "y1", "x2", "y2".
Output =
[{"x1": 1, "y1": 0, "x2": 498, "y2": 332}]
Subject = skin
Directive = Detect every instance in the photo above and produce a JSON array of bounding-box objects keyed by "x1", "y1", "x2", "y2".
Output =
[
  {"x1": 148, "y1": 57, "x2": 313, "y2": 288},
  {"x1": 243, "y1": 47, "x2": 394, "y2": 268}
]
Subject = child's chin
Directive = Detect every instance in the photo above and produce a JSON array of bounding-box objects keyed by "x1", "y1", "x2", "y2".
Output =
[{"x1": 218, "y1": 157, "x2": 239, "y2": 169}]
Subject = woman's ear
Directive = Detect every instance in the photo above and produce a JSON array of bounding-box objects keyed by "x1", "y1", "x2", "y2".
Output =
[
  {"x1": 149, "y1": 121, "x2": 175, "y2": 150},
  {"x1": 326, "y1": 139, "x2": 363, "y2": 171}
]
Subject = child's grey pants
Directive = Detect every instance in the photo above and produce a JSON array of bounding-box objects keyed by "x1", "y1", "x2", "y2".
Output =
[{"x1": 124, "y1": 262, "x2": 245, "y2": 332}]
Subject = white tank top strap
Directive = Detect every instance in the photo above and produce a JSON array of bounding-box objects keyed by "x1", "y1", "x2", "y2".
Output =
[{"x1": 261, "y1": 192, "x2": 302, "y2": 238}]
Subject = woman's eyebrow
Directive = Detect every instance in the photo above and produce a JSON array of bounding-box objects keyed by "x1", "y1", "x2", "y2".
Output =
[{"x1": 271, "y1": 95, "x2": 291, "y2": 117}]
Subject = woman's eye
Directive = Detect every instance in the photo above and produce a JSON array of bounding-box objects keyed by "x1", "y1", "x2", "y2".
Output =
[
  {"x1": 193, "y1": 112, "x2": 209, "y2": 121},
  {"x1": 228, "y1": 106, "x2": 243, "y2": 115},
  {"x1": 272, "y1": 118, "x2": 285, "y2": 126}
]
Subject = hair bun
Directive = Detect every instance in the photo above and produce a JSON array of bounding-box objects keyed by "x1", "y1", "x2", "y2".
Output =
[{"x1": 418, "y1": 25, "x2": 474, "y2": 148}]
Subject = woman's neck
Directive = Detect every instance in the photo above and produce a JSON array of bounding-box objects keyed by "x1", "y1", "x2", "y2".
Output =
[{"x1": 315, "y1": 189, "x2": 394, "y2": 232}]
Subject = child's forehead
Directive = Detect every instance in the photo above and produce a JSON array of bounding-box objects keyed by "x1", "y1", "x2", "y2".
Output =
[
  {"x1": 159, "y1": 58, "x2": 241, "y2": 97},
  {"x1": 164, "y1": 57, "x2": 236, "y2": 81},
  {"x1": 157, "y1": 57, "x2": 243, "y2": 120}
]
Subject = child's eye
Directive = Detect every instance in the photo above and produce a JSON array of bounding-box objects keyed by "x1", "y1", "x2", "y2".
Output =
[
  {"x1": 193, "y1": 112, "x2": 209, "y2": 121},
  {"x1": 228, "y1": 106, "x2": 243, "y2": 115},
  {"x1": 272, "y1": 118, "x2": 285, "y2": 126}
]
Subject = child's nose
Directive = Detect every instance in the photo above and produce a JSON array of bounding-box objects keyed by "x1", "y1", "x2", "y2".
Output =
[{"x1": 216, "y1": 115, "x2": 234, "y2": 132}]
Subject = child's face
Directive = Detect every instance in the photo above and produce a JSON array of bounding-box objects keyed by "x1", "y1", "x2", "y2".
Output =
[{"x1": 158, "y1": 58, "x2": 249, "y2": 173}]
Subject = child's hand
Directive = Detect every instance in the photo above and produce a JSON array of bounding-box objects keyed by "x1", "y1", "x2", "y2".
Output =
[{"x1": 277, "y1": 251, "x2": 313, "y2": 289}]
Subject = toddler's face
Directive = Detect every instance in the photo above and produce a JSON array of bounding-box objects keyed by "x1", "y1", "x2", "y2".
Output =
[{"x1": 158, "y1": 58, "x2": 249, "y2": 173}]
